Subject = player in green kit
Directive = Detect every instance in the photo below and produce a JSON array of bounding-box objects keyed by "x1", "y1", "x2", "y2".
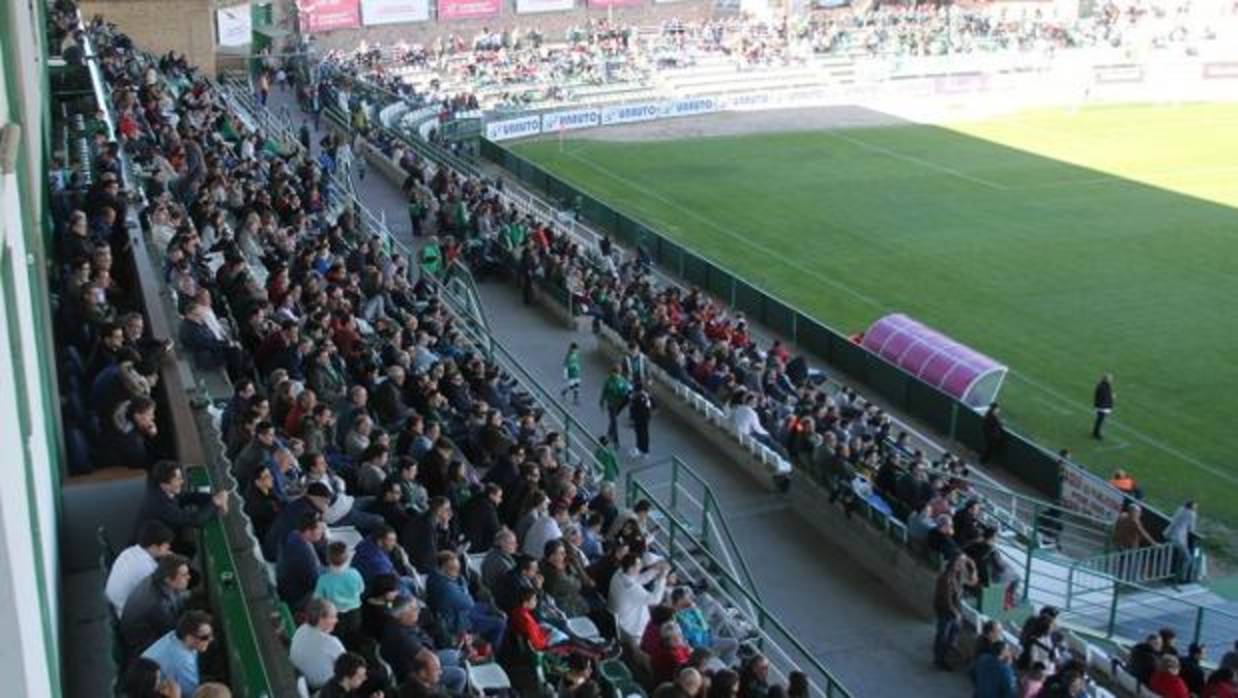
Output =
[{"x1": 560, "y1": 342, "x2": 582, "y2": 405}]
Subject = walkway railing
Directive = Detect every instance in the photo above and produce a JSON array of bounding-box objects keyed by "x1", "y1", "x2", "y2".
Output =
[
  {"x1": 1069, "y1": 543, "x2": 1178, "y2": 587},
  {"x1": 625, "y1": 457, "x2": 763, "y2": 609},
  {"x1": 626, "y1": 477, "x2": 853, "y2": 698}
]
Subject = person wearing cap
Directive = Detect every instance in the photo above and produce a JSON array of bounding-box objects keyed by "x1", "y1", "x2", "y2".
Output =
[
  {"x1": 290, "y1": 598, "x2": 346, "y2": 690},
  {"x1": 380, "y1": 594, "x2": 467, "y2": 694}
]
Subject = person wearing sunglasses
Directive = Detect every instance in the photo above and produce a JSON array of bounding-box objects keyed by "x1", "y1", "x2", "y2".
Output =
[{"x1": 141, "y1": 609, "x2": 215, "y2": 697}]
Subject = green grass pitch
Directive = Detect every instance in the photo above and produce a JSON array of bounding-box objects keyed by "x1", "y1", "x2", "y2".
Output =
[{"x1": 513, "y1": 103, "x2": 1238, "y2": 546}]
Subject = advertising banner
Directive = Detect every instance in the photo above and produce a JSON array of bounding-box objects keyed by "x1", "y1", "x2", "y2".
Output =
[
  {"x1": 587, "y1": 0, "x2": 645, "y2": 7},
  {"x1": 298, "y1": 0, "x2": 361, "y2": 32},
  {"x1": 486, "y1": 115, "x2": 542, "y2": 141},
  {"x1": 361, "y1": 0, "x2": 429, "y2": 25},
  {"x1": 542, "y1": 108, "x2": 600, "y2": 132},
  {"x1": 216, "y1": 5, "x2": 252, "y2": 47},
  {"x1": 517, "y1": 0, "x2": 576, "y2": 12},
  {"x1": 1093, "y1": 65, "x2": 1145, "y2": 84},
  {"x1": 438, "y1": 0, "x2": 501, "y2": 20},
  {"x1": 1059, "y1": 465, "x2": 1125, "y2": 523},
  {"x1": 600, "y1": 102, "x2": 661, "y2": 126},
  {"x1": 664, "y1": 96, "x2": 719, "y2": 117}
]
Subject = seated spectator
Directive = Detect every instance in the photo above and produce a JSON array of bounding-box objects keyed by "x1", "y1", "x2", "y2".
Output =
[
  {"x1": 398, "y1": 649, "x2": 449, "y2": 698},
  {"x1": 140, "y1": 609, "x2": 214, "y2": 697},
  {"x1": 106, "y1": 520, "x2": 174, "y2": 615},
  {"x1": 1222, "y1": 641, "x2": 1238, "y2": 671},
  {"x1": 541, "y1": 538, "x2": 592, "y2": 618},
  {"x1": 120, "y1": 554, "x2": 191, "y2": 654},
  {"x1": 290, "y1": 598, "x2": 346, "y2": 691},
  {"x1": 654, "y1": 667, "x2": 704, "y2": 698},
  {"x1": 379, "y1": 595, "x2": 466, "y2": 694},
  {"x1": 1181, "y1": 644, "x2": 1207, "y2": 697},
  {"x1": 739, "y1": 654, "x2": 772, "y2": 698},
  {"x1": 926, "y1": 514, "x2": 960, "y2": 562},
  {"x1": 671, "y1": 586, "x2": 739, "y2": 667},
  {"x1": 352, "y1": 525, "x2": 417, "y2": 593},
  {"x1": 460, "y1": 483, "x2": 503, "y2": 552},
  {"x1": 650, "y1": 621, "x2": 692, "y2": 684},
  {"x1": 1202, "y1": 668, "x2": 1237, "y2": 698},
  {"x1": 318, "y1": 652, "x2": 377, "y2": 698},
  {"x1": 401, "y1": 496, "x2": 453, "y2": 575},
  {"x1": 481, "y1": 528, "x2": 518, "y2": 593},
  {"x1": 243, "y1": 467, "x2": 280, "y2": 542},
  {"x1": 277, "y1": 511, "x2": 325, "y2": 610},
  {"x1": 1149, "y1": 655, "x2": 1190, "y2": 698},
  {"x1": 314, "y1": 541, "x2": 366, "y2": 643},
  {"x1": 973, "y1": 642, "x2": 1017, "y2": 698},
  {"x1": 102, "y1": 396, "x2": 161, "y2": 471},
  {"x1": 425, "y1": 550, "x2": 506, "y2": 650},
  {"x1": 609, "y1": 553, "x2": 670, "y2": 641},
  {"x1": 120, "y1": 657, "x2": 177, "y2": 698},
  {"x1": 262, "y1": 482, "x2": 330, "y2": 561},
  {"x1": 1130, "y1": 633, "x2": 1164, "y2": 685},
  {"x1": 135, "y1": 460, "x2": 228, "y2": 557}
]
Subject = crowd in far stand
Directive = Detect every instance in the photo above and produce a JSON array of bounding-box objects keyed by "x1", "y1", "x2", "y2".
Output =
[{"x1": 68, "y1": 8, "x2": 831, "y2": 698}]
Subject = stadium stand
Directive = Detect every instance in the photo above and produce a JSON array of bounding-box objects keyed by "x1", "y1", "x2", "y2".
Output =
[{"x1": 35, "y1": 0, "x2": 1237, "y2": 696}]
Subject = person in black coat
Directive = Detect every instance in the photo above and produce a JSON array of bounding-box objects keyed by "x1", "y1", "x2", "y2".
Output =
[
  {"x1": 629, "y1": 386, "x2": 655, "y2": 458},
  {"x1": 135, "y1": 461, "x2": 227, "y2": 557},
  {"x1": 981, "y1": 403, "x2": 1004, "y2": 464},
  {"x1": 1093, "y1": 373, "x2": 1115, "y2": 439},
  {"x1": 261, "y1": 483, "x2": 330, "y2": 561},
  {"x1": 400, "y1": 497, "x2": 454, "y2": 574},
  {"x1": 460, "y1": 484, "x2": 502, "y2": 552}
]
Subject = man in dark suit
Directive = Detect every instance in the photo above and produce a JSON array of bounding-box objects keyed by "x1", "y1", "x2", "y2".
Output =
[
  {"x1": 460, "y1": 483, "x2": 502, "y2": 552},
  {"x1": 1093, "y1": 373, "x2": 1115, "y2": 439},
  {"x1": 136, "y1": 461, "x2": 227, "y2": 557}
]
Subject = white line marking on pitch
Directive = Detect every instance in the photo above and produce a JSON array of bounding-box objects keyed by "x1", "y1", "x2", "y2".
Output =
[
  {"x1": 821, "y1": 130, "x2": 1010, "y2": 191},
  {"x1": 562, "y1": 149, "x2": 888, "y2": 311},
  {"x1": 561, "y1": 149, "x2": 1236, "y2": 488}
]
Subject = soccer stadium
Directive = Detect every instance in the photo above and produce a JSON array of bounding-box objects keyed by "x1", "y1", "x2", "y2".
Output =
[{"x1": 4, "y1": 0, "x2": 1238, "y2": 697}]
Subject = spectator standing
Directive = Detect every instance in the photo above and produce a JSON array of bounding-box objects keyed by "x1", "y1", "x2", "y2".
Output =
[
  {"x1": 561, "y1": 342, "x2": 582, "y2": 405},
  {"x1": 980, "y1": 403, "x2": 1003, "y2": 464},
  {"x1": 1164, "y1": 501, "x2": 1198, "y2": 584},
  {"x1": 932, "y1": 554, "x2": 977, "y2": 670},
  {"x1": 609, "y1": 554, "x2": 669, "y2": 641},
  {"x1": 1093, "y1": 373, "x2": 1115, "y2": 439},
  {"x1": 629, "y1": 385, "x2": 655, "y2": 459},
  {"x1": 599, "y1": 365, "x2": 631, "y2": 448}
]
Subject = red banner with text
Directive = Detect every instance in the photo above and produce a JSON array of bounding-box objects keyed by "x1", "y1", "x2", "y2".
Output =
[
  {"x1": 437, "y1": 0, "x2": 501, "y2": 20},
  {"x1": 298, "y1": 0, "x2": 362, "y2": 32}
]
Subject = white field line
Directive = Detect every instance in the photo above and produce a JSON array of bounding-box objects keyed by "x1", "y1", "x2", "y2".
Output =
[
  {"x1": 563, "y1": 147, "x2": 1237, "y2": 488},
  {"x1": 821, "y1": 129, "x2": 1011, "y2": 191},
  {"x1": 1006, "y1": 369, "x2": 1238, "y2": 485},
  {"x1": 561, "y1": 148, "x2": 888, "y2": 311}
]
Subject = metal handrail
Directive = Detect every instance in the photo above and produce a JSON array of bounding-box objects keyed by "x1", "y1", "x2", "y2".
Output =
[
  {"x1": 624, "y1": 456, "x2": 764, "y2": 610},
  {"x1": 626, "y1": 477, "x2": 854, "y2": 698}
]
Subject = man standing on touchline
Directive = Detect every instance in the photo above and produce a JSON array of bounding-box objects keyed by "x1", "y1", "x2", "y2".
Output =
[{"x1": 1093, "y1": 373, "x2": 1115, "y2": 439}]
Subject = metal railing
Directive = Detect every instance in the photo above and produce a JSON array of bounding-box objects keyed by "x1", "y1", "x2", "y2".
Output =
[
  {"x1": 625, "y1": 457, "x2": 763, "y2": 609},
  {"x1": 1069, "y1": 543, "x2": 1178, "y2": 587},
  {"x1": 626, "y1": 477, "x2": 853, "y2": 698}
]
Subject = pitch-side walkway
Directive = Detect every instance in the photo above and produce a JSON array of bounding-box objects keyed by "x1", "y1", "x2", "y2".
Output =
[{"x1": 260, "y1": 87, "x2": 972, "y2": 695}]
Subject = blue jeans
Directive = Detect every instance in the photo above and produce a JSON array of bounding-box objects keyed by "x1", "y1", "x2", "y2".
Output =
[
  {"x1": 933, "y1": 612, "x2": 959, "y2": 665},
  {"x1": 468, "y1": 604, "x2": 507, "y2": 651},
  {"x1": 437, "y1": 649, "x2": 467, "y2": 695}
]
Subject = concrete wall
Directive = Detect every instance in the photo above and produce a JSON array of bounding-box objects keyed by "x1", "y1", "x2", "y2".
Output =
[{"x1": 82, "y1": 0, "x2": 218, "y2": 75}]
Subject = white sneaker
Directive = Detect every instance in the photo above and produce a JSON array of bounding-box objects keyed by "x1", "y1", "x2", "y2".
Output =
[{"x1": 628, "y1": 447, "x2": 641, "y2": 458}]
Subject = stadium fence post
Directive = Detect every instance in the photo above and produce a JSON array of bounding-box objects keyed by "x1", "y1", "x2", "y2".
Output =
[{"x1": 1024, "y1": 506, "x2": 1038, "y2": 603}]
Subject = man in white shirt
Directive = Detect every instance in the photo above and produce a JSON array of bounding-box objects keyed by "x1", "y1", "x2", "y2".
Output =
[
  {"x1": 289, "y1": 598, "x2": 345, "y2": 690},
  {"x1": 608, "y1": 553, "x2": 670, "y2": 641},
  {"x1": 522, "y1": 503, "x2": 567, "y2": 559},
  {"x1": 731, "y1": 393, "x2": 769, "y2": 440},
  {"x1": 105, "y1": 520, "x2": 174, "y2": 616}
]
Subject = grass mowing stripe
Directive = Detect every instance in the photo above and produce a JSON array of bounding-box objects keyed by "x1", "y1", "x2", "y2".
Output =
[{"x1": 513, "y1": 103, "x2": 1238, "y2": 542}]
